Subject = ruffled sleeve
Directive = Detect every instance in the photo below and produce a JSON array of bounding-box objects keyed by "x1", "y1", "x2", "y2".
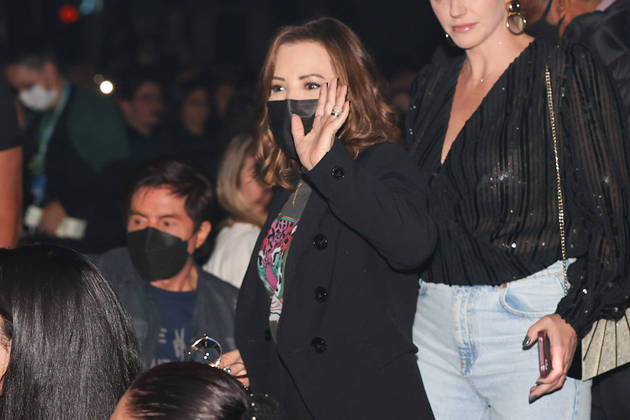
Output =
[{"x1": 554, "y1": 44, "x2": 630, "y2": 338}]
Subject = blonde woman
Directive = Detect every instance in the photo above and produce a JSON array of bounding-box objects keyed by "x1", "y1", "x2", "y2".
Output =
[
  {"x1": 407, "y1": 0, "x2": 630, "y2": 417},
  {"x1": 204, "y1": 134, "x2": 271, "y2": 288}
]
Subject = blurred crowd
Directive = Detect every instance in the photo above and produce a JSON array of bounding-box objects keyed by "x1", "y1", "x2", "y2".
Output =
[
  {"x1": 0, "y1": 42, "x2": 417, "y2": 257},
  {"x1": 1, "y1": 49, "x2": 256, "y2": 253}
]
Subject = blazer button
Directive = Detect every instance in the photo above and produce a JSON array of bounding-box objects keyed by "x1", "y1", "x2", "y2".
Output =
[
  {"x1": 314, "y1": 286, "x2": 328, "y2": 303},
  {"x1": 264, "y1": 328, "x2": 271, "y2": 341},
  {"x1": 311, "y1": 336, "x2": 327, "y2": 353},
  {"x1": 331, "y1": 166, "x2": 345, "y2": 180},
  {"x1": 313, "y1": 234, "x2": 328, "y2": 250}
]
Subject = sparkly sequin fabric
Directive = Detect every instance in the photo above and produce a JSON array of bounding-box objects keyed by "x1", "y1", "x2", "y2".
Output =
[{"x1": 406, "y1": 39, "x2": 630, "y2": 338}]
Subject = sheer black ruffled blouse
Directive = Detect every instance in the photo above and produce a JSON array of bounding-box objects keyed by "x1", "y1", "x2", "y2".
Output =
[{"x1": 406, "y1": 39, "x2": 630, "y2": 338}]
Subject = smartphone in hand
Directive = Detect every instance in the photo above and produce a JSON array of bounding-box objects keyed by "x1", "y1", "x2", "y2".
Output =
[{"x1": 538, "y1": 331, "x2": 551, "y2": 378}]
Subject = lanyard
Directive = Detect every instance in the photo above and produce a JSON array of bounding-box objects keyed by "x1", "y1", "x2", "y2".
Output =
[{"x1": 28, "y1": 82, "x2": 72, "y2": 177}]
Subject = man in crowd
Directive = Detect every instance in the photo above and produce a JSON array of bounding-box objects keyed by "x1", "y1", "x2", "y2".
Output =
[
  {"x1": 5, "y1": 48, "x2": 130, "y2": 252},
  {"x1": 117, "y1": 71, "x2": 171, "y2": 165},
  {"x1": 93, "y1": 158, "x2": 237, "y2": 369},
  {"x1": 523, "y1": 0, "x2": 629, "y2": 119},
  {"x1": 0, "y1": 76, "x2": 22, "y2": 248},
  {"x1": 522, "y1": 1, "x2": 630, "y2": 418}
]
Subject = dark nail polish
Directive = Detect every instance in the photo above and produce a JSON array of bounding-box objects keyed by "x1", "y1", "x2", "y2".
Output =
[
  {"x1": 522, "y1": 336, "x2": 532, "y2": 349},
  {"x1": 529, "y1": 395, "x2": 539, "y2": 404},
  {"x1": 535, "y1": 381, "x2": 543, "y2": 386}
]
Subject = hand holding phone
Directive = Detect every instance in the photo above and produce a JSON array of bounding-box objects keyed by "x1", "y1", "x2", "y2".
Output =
[{"x1": 537, "y1": 331, "x2": 551, "y2": 378}]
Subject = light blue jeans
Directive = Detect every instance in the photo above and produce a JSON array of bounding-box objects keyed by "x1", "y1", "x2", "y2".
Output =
[{"x1": 413, "y1": 261, "x2": 591, "y2": 419}]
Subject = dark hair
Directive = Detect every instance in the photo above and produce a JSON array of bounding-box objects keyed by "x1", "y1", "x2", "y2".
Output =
[
  {"x1": 125, "y1": 158, "x2": 216, "y2": 231},
  {"x1": 175, "y1": 78, "x2": 210, "y2": 107},
  {"x1": 255, "y1": 17, "x2": 400, "y2": 189},
  {"x1": 0, "y1": 245, "x2": 141, "y2": 420},
  {"x1": 124, "y1": 362, "x2": 249, "y2": 419},
  {"x1": 117, "y1": 68, "x2": 163, "y2": 101},
  {"x1": 4, "y1": 47, "x2": 57, "y2": 70}
]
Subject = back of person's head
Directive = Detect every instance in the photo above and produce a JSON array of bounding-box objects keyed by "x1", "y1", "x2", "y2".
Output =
[
  {"x1": 0, "y1": 244, "x2": 141, "y2": 420},
  {"x1": 216, "y1": 134, "x2": 268, "y2": 227},
  {"x1": 113, "y1": 362, "x2": 279, "y2": 420},
  {"x1": 125, "y1": 158, "x2": 216, "y2": 232}
]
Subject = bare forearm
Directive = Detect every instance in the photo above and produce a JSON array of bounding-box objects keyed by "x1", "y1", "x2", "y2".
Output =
[{"x1": 0, "y1": 147, "x2": 23, "y2": 248}]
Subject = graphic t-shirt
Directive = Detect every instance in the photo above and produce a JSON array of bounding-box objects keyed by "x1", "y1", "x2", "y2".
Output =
[
  {"x1": 257, "y1": 180, "x2": 311, "y2": 340},
  {"x1": 146, "y1": 283, "x2": 197, "y2": 366}
]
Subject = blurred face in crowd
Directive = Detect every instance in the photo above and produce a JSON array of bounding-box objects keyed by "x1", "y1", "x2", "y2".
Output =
[
  {"x1": 239, "y1": 155, "x2": 271, "y2": 220},
  {"x1": 269, "y1": 41, "x2": 337, "y2": 101},
  {"x1": 430, "y1": 0, "x2": 509, "y2": 50},
  {"x1": 5, "y1": 61, "x2": 62, "y2": 111},
  {"x1": 127, "y1": 186, "x2": 210, "y2": 259},
  {"x1": 213, "y1": 82, "x2": 235, "y2": 119},
  {"x1": 181, "y1": 87, "x2": 210, "y2": 135},
  {"x1": 121, "y1": 81, "x2": 164, "y2": 135},
  {"x1": 0, "y1": 318, "x2": 10, "y2": 393},
  {"x1": 5, "y1": 62, "x2": 57, "y2": 94}
]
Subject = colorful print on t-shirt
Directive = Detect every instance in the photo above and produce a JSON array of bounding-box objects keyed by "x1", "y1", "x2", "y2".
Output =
[{"x1": 257, "y1": 214, "x2": 298, "y2": 323}]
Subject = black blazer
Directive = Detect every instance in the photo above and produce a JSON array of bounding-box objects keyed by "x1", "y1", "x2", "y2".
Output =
[{"x1": 235, "y1": 140, "x2": 436, "y2": 419}]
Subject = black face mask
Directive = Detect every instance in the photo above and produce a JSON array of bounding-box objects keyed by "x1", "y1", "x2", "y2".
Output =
[
  {"x1": 525, "y1": 0, "x2": 560, "y2": 44},
  {"x1": 127, "y1": 227, "x2": 191, "y2": 282},
  {"x1": 267, "y1": 99, "x2": 318, "y2": 161}
]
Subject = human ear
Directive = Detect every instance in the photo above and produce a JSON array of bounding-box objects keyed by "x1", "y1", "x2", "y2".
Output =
[{"x1": 194, "y1": 221, "x2": 212, "y2": 249}]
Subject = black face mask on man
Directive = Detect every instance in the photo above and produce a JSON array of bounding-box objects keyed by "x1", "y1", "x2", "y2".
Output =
[
  {"x1": 525, "y1": 0, "x2": 560, "y2": 44},
  {"x1": 127, "y1": 227, "x2": 191, "y2": 282},
  {"x1": 267, "y1": 99, "x2": 318, "y2": 161}
]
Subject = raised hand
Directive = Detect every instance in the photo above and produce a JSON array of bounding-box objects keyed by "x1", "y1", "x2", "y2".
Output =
[{"x1": 291, "y1": 77, "x2": 350, "y2": 171}]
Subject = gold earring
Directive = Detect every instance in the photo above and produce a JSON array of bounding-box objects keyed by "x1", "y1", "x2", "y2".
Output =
[{"x1": 506, "y1": 0, "x2": 527, "y2": 35}]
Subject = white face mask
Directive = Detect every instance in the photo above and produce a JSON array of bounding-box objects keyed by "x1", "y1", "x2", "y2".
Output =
[{"x1": 18, "y1": 84, "x2": 59, "y2": 111}]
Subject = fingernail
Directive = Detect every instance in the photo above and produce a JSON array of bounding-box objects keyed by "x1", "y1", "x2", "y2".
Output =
[
  {"x1": 529, "y1": 395, "x2": 539, "y2": 404},
  {"x1": 535, "y1": 381, "x2": 543, "y2": 386},
  {"x1": 522, "y1": 336, "x2": 531, "y2": 349}
]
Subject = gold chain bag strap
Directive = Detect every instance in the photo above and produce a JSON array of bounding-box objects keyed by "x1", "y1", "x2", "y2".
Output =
[{"x1": 545, "y1": 65, "x2": 630, "y2": 380}]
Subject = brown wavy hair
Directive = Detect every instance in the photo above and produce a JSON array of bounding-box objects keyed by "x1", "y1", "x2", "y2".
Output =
[{"x1": 255, "y1": 17, "x2": 400, "y2": 189}]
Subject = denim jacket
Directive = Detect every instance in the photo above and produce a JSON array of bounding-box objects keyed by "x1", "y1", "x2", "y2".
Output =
[{"x1": 93, "y1": 247, "x2": 237, "y2": 369}]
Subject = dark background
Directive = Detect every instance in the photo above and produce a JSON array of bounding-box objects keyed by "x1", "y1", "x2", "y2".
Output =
[{"x1": 0, "y1": 0, "x2": 446, "y2": 87}]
